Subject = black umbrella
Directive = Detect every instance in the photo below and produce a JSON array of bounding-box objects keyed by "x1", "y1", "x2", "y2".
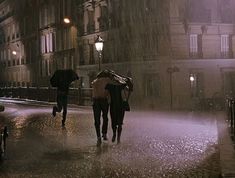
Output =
[{"x1": 50, "y1": 69, "x2": 79, "y2": 88}]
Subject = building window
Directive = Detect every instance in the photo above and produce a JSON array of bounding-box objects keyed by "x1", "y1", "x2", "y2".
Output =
[
  {"x1": 46, "y1": 34, "x2": 50, "y2": 52},
  {"x1": 221, "y1": 35, "x2": 231, "y2": 58},
  {"x1": 189, "y1": 34, "x2": 198, "y2": 55},
  {"x1": 41, "y1": 59, "x2": 51, "y2": 76},
  {"x1": 40, "y1": 32, "x2": 54, "y2": 54},
  {"x1": 189, "y1": 34, "x2": 202, "y2": 58},
  {"x1": 144, "y1": 73, "x2": 160, "y2": 98},
  {"x1": 89, "y1": 44, "x2": 94, "y2": 64},
  {"x1": 189, "y1": 0, "x2": 211, "y2": 23},
  {"x1": 41, "y1": 35, "x2": 45, "y2": 53},
  {"x1": 99, "y1": 6, "x2": 109, "y2": 31},
  {"x1": 220, "y1": 1, "x2": 234, "y2": 23},
  {"x1": 79, "y1": 45, "x2": 84, "y2": 65},
  {"x1": 87, "y1": 10, "x2": 95, "y2": 34}
]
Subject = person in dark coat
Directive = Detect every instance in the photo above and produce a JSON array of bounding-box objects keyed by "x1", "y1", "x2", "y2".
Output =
[
  {"x1": 52, "y1": 79, "x2": 69, "y2": 127},
  {"x1": 105, "y1": 83, "x2": 128, "y2": 144},
  {"x1": 50, "y1": 69, "x2": 79, "y2": 127}
]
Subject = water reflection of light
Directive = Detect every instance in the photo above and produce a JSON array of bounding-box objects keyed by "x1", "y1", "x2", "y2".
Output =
[
  {"x1": 13, "y1": 115, "x2": 27, "y2": 140},
  {"x1": 14, "y1": 115, "x2": 27, "y2": 129}
]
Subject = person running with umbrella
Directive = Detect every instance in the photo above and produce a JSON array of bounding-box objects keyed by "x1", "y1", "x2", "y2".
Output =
[{"x1": 50, "y1": 69, "x2": 79, "y2": 127}]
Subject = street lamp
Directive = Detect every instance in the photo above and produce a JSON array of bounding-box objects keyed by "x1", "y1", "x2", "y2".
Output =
[
  {"x1": 12, "y1": 51, "x2": 17, "y2": 55},
  {"x1": 190, "y1": 75, "x2": 195, "y2": 82},
  {"x1": 95, "y1": 35, "x2": 104, "y2": 71},
  {"x1": 63, "y1": 17, "x2": 71, "y2": 24}
]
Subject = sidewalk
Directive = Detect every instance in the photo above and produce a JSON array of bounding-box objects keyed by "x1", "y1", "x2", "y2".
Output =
[{"x1": 217, "y1": 112, "x2": 235, "y2": 178}]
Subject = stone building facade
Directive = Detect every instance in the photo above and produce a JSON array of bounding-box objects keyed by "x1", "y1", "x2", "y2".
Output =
[
  {"x1": 0, "y1": 0, "x2": 78, "y2": 88},
  {"x1": 77, "y1": 0, "x2": 171, "y2": 108},
  {"x1": 0, "y1": 0, "x2": 39, "y2": 87},
  {"x1": 1, "y1": 0, "x2": 235, "y2": 109},
  {"x1": 76, "y1": 0, "x2": 235, "y2": 109},
  {"x1": 168, "y1": 0, "x2": 235, "y2": 109},
  {"x1": 37, "y1": 0, "x2": 77, "y2": 87}
]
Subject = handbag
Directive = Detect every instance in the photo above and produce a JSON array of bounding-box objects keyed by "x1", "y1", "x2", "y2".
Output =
[
  {"x1": 122, "y1": 88, "x2": 131, "y2": 111},
  {"x1": 122, "y1": 100, "x2": 130, "y2": 111}
]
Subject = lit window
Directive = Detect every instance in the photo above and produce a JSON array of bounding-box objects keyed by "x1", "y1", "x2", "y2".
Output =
[
  {"x1": 189, "y1": 34, "x2": 198, "y2": 54},
  {"x1": 41, "y1": 33, "x2": 54, "y2": 54},
  {"x1": 221, "y1": 35, "x2": 230, "y2": 58},
  {"x1": 49, "y1": 33, "x2": 53, "y2": 52}
]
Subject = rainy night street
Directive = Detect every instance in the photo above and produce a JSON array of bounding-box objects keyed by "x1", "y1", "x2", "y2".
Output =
[{"x1": 0, "y1": 100, "x2": 222, "y2": 178}]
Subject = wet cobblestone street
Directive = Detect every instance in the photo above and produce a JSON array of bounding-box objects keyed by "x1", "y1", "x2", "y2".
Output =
[{"x1": 0, "y1": 102, "x2": 221, "y2": 177}]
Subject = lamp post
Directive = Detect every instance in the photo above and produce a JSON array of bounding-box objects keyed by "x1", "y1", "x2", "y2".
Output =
[
  {"x1": 12, "y1": 51, "x2": 17, "y2": 55},
  {"x1": 95, "y1": 35, "x2": 104, "y2": 71},
  {"x1": 63, "y1": 17, "x2": 71, "y2": 24}
]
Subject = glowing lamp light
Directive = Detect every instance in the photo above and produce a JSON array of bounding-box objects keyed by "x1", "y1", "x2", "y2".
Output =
[
  {"x1": 95, "y1": 36, "x2": 104, "y2": 52},
  {"x1": 63, "y1": 18, "x2": 70, "y2": 24},
  {"x1": 12, "y1": 51, "x2": 17, "y2": 55},
  {"x1": 190, "y1": 75, "x2": 195, "y2": 82}
]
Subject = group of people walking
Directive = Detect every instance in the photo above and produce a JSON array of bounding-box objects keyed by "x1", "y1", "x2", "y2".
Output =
[
  {"x1": 50, "y1": 69, "x2": 133, "y2": 147},
  {"x1": 92, "y1": 70, "x2": 132, "y2": 146}
]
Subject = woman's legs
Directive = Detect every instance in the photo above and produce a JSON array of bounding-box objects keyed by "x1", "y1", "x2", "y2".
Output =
[
  {"x1": 117, "y1": 110, "x2": 125, "y2": 143},
  {"x1": 111, "y1": 125, "x2": 122, "y2": 143},
  {"x1": 117, "y1": 125, "x2": 122, "y2": 144},
  {"x1": 111, "y1": 109, "x2": 125, "y2": 143},
  {"x1": 112, "y1": 124, "x2": 117, "y2": 142}
]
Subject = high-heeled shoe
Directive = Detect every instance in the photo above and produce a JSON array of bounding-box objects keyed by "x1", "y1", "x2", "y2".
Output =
[{"x1": 112, "y1": 134, "x2": 116, "y2": 142}]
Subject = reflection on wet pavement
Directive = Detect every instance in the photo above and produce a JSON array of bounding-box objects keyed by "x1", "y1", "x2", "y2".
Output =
[{"x1": 0, "y1": 103, "x2": 221, "y2": 177}]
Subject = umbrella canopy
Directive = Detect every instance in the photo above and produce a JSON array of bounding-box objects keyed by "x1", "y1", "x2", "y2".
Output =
[
  {"x1": 50, "y1": 69, "x2": 79, "y2": 89},
  {"x1": 96, "y1": 69, "x2": 133, "y2": 91}
]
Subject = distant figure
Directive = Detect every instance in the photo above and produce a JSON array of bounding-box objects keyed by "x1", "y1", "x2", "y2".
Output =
[
  {"x1": 0, "y1": 126, "x2": 8, "y2": 159},
  {"x1": 105, "y1": 83, "x2": 129, "y2": 144},
  {"x1": 52, "y1": 84, "x2": 69, "y2": 127},
  {"x1": 91, "y1": 77, "x2": 111, "y2": 146},
  {"x1": 50, "y1": 69, "x2": 79, "y2": 127}
]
